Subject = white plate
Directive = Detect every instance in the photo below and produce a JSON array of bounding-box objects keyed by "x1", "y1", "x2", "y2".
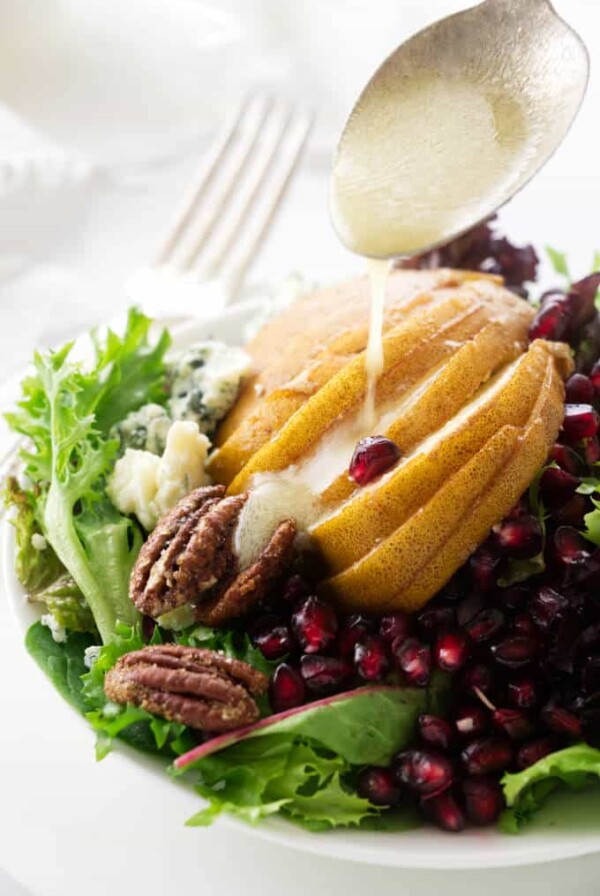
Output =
[{"x1": 3, "y1": 300, "x2": 600, "y2": 871}]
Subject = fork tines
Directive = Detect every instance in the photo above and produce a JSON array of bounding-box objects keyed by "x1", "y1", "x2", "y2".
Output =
[{"x1": 155, "y1": 93, "x2": 313, "y2": 298}]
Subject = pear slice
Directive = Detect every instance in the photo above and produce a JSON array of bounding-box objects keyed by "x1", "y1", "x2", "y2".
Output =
[
  {"x1": 211, "y1": 268, "x2": 499, "y2": 485},
  {"x1": 311, "y1": 340, "x2": 570, "y2": 571},
  {"x1": 320, "y1": 342, "x2": 569, "y2": 614},
  {"x1": 224, "y1": 283, "x2": 531, "y2": 495},
  {"x1": 318, "y1": 313, "x2": 532, "y2": 508}
]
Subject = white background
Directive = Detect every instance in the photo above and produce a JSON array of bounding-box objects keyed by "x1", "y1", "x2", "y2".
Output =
[{"x1": 1, "y1": 1, "x2": 600, "y2": 893}]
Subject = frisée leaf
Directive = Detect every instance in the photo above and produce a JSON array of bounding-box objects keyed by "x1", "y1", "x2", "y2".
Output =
[
  {"x1": 5, "y1": 309, "x2": 170, "y2": 642},
  {"x1": 501, "y1": 743, "x2": 600, "y2": 832}
]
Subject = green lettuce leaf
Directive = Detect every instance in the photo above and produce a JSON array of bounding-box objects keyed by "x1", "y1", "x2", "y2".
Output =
[
  {"x1": 545, "y1": 246, "x2": 571, "y2": 282},
  {"x1": 501, "y1": 743, "x2": 600, "y2": 832},
  {"x1": 25, "y1": 620, "x2": 95, "y2": 713},
  {"x1": 3, "y1": 476, "x2": 64, "y2": 593},
  {"x1": 40, "y1": 575, "x2": 97, "y2": 633},
  {"x1": 179, "y1": 624, "x2": 277, "y2": 678},
  {"x1": 80, "y1": 623, "x2": 273, "y2": 760},
  {"x1": 6, "y1": 309, "x2": 170, "y2": 642},
  {"x1": 176, "y1": 677, "x2": 448, "y2": 829},
  {"x1": 184, "y1": 735, "x2": 364, "y2": 829},
  {"x1": 584, "y1": 498, "x2": 600, "y2": 546}
]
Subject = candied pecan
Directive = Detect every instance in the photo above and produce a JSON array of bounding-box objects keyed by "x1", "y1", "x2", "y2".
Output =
[
  {"x1": 104, "y1": 643, "x2": 267, "y2": 731},
  {"x1": 131, "y1": 485, "x2": 225, "y2": 613},
  {"x1": 129, "y1": 486, "x2": 297, "y2": 626},
  {"x1": 195, "y1": 518, "x2": 297, "y2": 625},
  {"x1": 131, "y1": 487, "x2": 244, "y2": 618}
]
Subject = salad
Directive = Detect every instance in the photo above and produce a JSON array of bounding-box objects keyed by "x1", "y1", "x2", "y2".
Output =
[{"x1": 4, "y1": 220, "x2": 600, "y2": 835}]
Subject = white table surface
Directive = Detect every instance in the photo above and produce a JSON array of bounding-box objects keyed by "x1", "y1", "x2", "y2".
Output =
[{"x1": 1, "y1": 1, "x2": 600, "y2": 894}]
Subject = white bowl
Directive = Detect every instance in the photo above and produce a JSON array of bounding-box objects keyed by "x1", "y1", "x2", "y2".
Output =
[{"x1": 4, "y1": 301, "x2": 600, "y2": 870}]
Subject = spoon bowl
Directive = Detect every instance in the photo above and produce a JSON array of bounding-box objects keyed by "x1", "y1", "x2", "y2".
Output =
[{"x1": 331, "y1": 0, "x2": 589, "y2": 259}]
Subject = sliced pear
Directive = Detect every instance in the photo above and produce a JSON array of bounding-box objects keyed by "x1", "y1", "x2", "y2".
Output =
[
  {"x1": 216, "y1": 268, "x2": 473, "y2": 447},
  {"x1": 311, "y1": 340, "x2": 570, "y2": 570},
  {"x1": 225, "y1": 284, "x2": 530, "y2": 495},
  {"x1": 318, "y1": 313, "x2": 532, "y2": 508},
  {"x1": 320, "y1": 343, "x2": 569, "y2": 614},
  {"x1": 211, "y1": 269, "x2": 500, "y2": 485}
]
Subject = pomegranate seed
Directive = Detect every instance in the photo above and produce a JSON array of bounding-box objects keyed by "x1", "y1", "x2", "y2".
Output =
[
  {"x1": 300, "y1": 655, "x2": 352, "y2": 694},
  {"x1": 439, "y1": 577, "x2": 463, "y2": 602},
  {"x1": 547, "y1": 614, "x2": 581, "y2": 674},
  {"x1": 507, "y1": 678, "x2": 540, "y2": 709},
  {"x1": 583, "y1": 436, "x2": 600, "y2": 466},
  {"x1": 492, "y1": 634, "x2": 539, "y2": 668},
  {"x1": 591, "y1": 358, "x2": 600, "y2": 394},
  {"x1": 565, "y1": 373, "x2": 594, "y2": 404},
  {"x1": 553, "y1": 494, "x2": 589, "y2": 527},
  {"x1": 469, "y1": 544, "x2": 501, "y2": 590},
  {"x1": 379, "y1": 612, "x2": 411, "y2": 645},
  {"x1": 549, "y1": 443, "x2": 585, "y2": 476},
  {"x1": 426, "y1": 790, "x2": 466, "y2": 832},
  {"x1": 461, "y1": 663, "x2": 494, "y2": 697},
  {"x1": 269, "y1": 663, "x2": 306, "y2": 712},
  {"x1": 507, "y1": 496, "x2": 530, "y2": 518},
  {"x1": 492, "y1": 708, "x2": 535, "y2": 741},
  {"x1": 418, "y1": 714, "x2": 453, "y2": 750},
  {"x1": 354, "y1": 635, "x2": 389, "y2": 682},
  {"x1": 393, "y1": 749, "x2": 454, "y2": 797},
  {"x1": 250, "y1": 616, "x2": 295, "y2": 660},
  {"x1": 291, "y1": 596, "x2": 337, "y2": 654},
  {"x1": 454, "y1": 705, "x2": 489, "y2": 739},
  {"x1": 417, "y1": 605, "x2": 456, "y2": 632},
  {"x1": 539, "y1": 466, "x2": 578, "y2": 511},
  {"x1": 393, "y1": 637, "x2": 432, "y2": 687},
  {"x1": 582, "y1": 656, "x2": 600, "y2": 693},
  {"x1": 562, "y1": 404, "x2": 600, "y2": 444},
  {"x1": 434, "y1": 630, "x2": 470, "y2": 672},
  {"x1": 457, "y1": 591, "x2": 485, "y2": 627},
  {"x1": 281, "y1": 574, "x2": 310, "y2": 605},
  {"x1": 493, "y1": 515, "x2": 543, "y2": 559},
  {"x1": 349, "y1": 435, "x2": 400, "y2": 486},
  {"x1": 337, "y1": 615, "x2": 374, "y2": 658},
  {"x1": 552, "y1": 526, "x2": 592, "y2": 566},
  {"x1": 356, "y1": 767, "x2": 400, "y2": 806},
  {"x1": 461, "y1": 737, "x2": 514, "y2": 775},
  {"x1": 529, "y1": 587, "x2": 569, "y2": 631},
  {"x1": 517, "y1": 736, "x2": 556, "y2": 769},
  {"x1": 497, "y1": 585, "x2": 529, "y2": 611},
  {"x1": 541, "y1": 706, "x2": 582, "y2": 739},
  {"x1": 576, "y1": 623, "x2": 600, "y2": 655},
  {"x1": 528, "y1": 299, "x2": 571, "y2": 342},
  {"x1": 462, "y1": 777, "x2": 504, "y2": 826},
  {"x1": 512, "y1": 612, "x2": 539, "y2": 637},
  {"x1": 465, "y1": 607, "x2": 505, "y2": 643}
]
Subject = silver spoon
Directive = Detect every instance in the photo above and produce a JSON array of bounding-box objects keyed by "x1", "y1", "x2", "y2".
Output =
[{"x1": 330, "y1": 0, "x2": 589, "y2": 259}]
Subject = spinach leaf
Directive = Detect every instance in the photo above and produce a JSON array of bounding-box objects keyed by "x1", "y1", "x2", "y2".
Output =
[{"x1": 25, "y1": 621, "x2": 94, "y2": 713}]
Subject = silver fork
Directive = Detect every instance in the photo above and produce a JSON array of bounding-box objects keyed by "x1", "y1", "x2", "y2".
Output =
[
  {"x1": 125, "y1": 93, "x2": 314, "y2": 316},
  {"x1": 0, "y1": 93, "x2": 313, "y2": 487}
]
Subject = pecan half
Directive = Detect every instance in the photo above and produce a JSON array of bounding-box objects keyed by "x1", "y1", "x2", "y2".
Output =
[
  {"x1": 104, "y1": 644, "x2": 268, "y2": 731},
  {"x1": 194, "y1": 518, "x2": 297, "y2": 626},
  {"x1": 130, "y1": 486, "x2": 297, "y2": 626},
  {"x1": 131, "y1": 485, "x2": 226, "y2": 617}
]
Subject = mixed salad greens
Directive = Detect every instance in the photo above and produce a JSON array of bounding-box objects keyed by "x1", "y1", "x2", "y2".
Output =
[{"x1": 4, "y1": 244, "x2": 600, "y2": 834}]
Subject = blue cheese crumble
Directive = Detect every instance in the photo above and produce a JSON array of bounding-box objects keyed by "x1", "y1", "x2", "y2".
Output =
[
  {"x1": 107, "y1": 421, "x2": 211, "y2": 530},
  {"x1": 168, "y1": 341, "x2": 250, "y2": 435},
  {"x1": 110, "y1": 403, "x2": 172, "y2": 456}
]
